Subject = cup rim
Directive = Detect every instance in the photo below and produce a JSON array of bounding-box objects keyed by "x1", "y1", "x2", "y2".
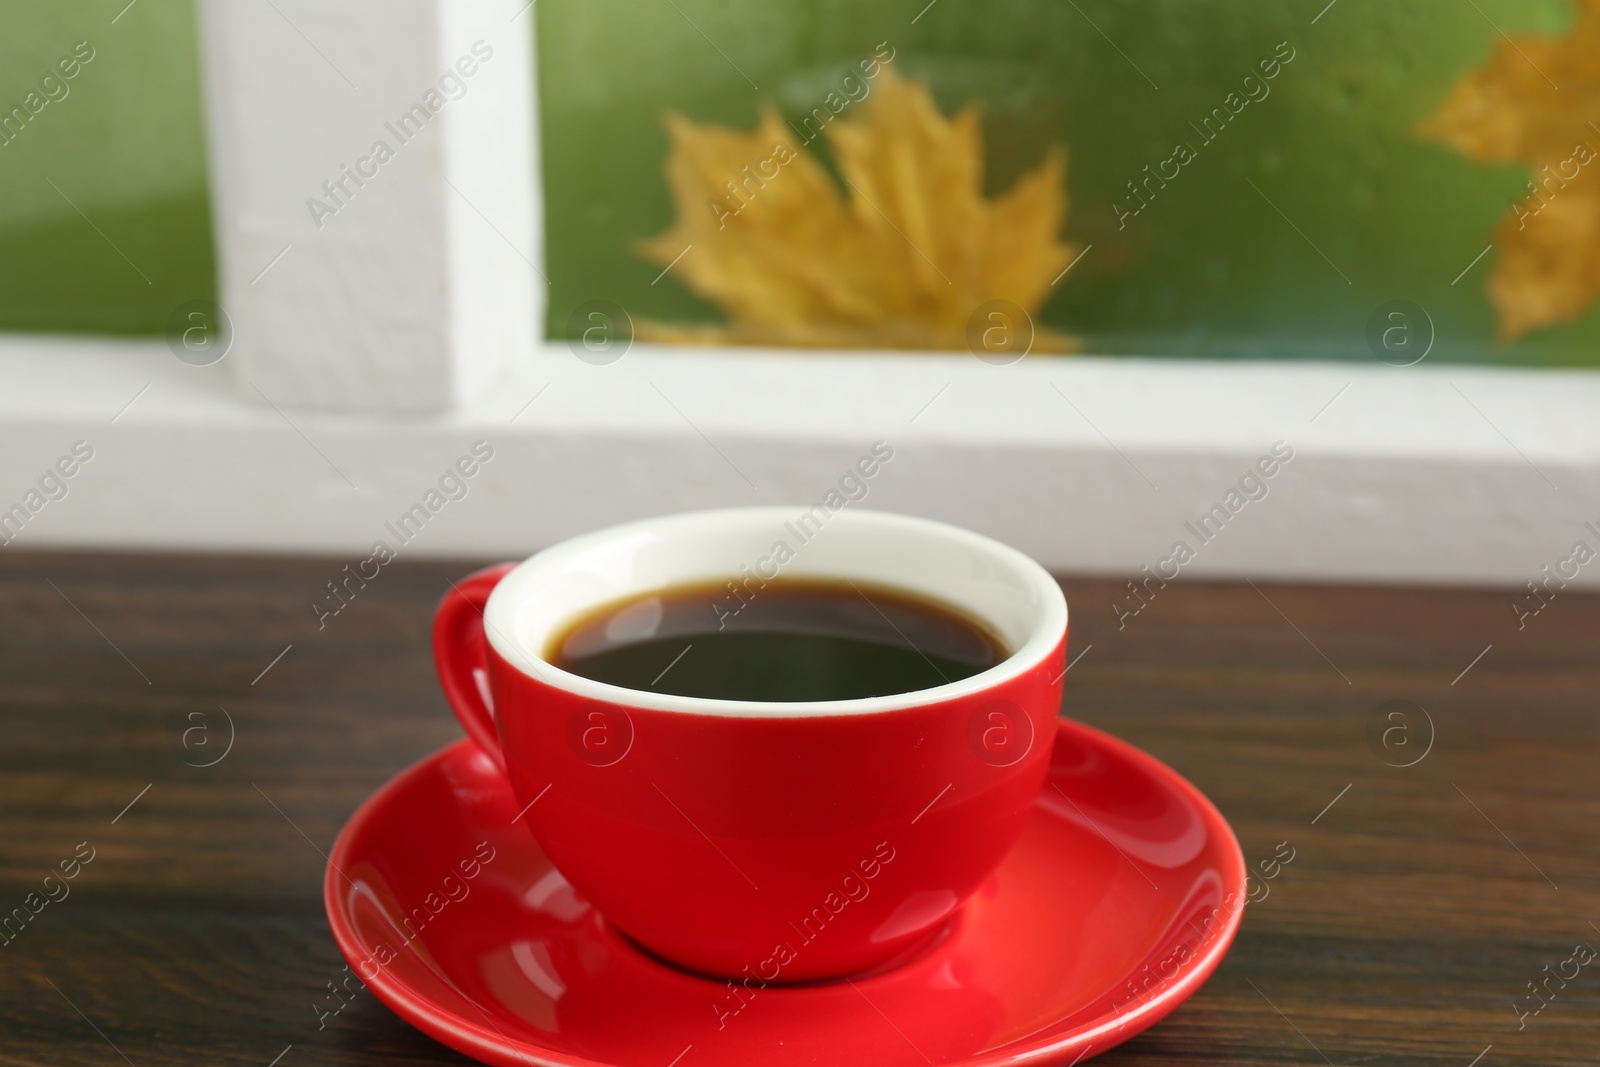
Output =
[{"x1": 483, "y1": 507, "x2": 1067, "y2": 719}]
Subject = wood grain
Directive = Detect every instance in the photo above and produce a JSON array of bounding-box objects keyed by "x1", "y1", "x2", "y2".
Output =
[{"x1": 0, "y1": 550, "x2": 1595, "y2": 1066}]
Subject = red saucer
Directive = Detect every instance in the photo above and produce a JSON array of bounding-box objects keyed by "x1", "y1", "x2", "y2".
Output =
[{"x1": 325, "y1": 719, "x2": 1245, "y2": 1066}]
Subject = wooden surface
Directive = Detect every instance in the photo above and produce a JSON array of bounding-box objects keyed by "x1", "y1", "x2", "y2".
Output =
[{"x1": 1, "y1": 549, "x2": 1596, "y2": 1066}]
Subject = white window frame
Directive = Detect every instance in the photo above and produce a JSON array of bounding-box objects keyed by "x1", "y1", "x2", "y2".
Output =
[{"x1": 1, "y1": 0, "x2": 1596, "y2": 590}]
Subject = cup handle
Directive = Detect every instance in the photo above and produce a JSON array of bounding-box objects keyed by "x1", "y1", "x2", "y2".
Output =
[{"x1": 433, "y1": 562, "x2": 520, "y2": 768}]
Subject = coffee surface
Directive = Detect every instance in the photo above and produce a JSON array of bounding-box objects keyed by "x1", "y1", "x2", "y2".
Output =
[{"x1": 549, "y1": 578, "x2": 1006, "y2": 702}]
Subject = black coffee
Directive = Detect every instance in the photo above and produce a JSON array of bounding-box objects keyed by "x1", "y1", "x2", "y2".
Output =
[{"x1": 549, "y1": 578, "x2": 1006, "y2": 702}]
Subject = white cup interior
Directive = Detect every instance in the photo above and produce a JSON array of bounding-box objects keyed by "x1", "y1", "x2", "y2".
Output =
[{"x1": 484, "y1": 507, "x2": 1067, "y2": 718}]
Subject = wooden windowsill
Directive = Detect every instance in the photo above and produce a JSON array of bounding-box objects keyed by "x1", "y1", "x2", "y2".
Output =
[{"x1": 1, "y1": 548, "x2": 1591, "y2": 1062}]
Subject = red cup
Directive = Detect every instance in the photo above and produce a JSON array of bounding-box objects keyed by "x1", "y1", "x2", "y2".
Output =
[{"x1": 434, "y1": 508, "x2": 1066, "y2": 981}]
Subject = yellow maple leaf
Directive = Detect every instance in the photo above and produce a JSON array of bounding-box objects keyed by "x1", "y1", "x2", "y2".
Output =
[
  {"x1": 1419, "y1": 0, "x2": 1600, "y2": 340},
  {"x1": 638, "y1": 67, "x2": 1077, "y2": 352}
]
